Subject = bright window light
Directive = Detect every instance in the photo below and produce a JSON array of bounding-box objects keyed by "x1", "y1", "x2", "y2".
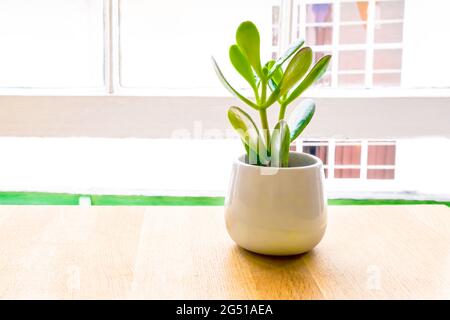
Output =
[
  {"x1": 0, "y1": 0, "x2": 104, "y2": 88},
  {"x1": 0, "y1": 0, "x2": 449, "y2": 92},
  {"x1": 118, "y1": 0, "x2": 279, "y2": 90},
  {"x1": 0, "y1": 137, "x2": 448, "y2": 199}
]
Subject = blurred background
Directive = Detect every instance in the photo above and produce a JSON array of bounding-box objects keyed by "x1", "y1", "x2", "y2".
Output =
[{"x1": 0, "y1": 0, "x2": 449, "y2": 201}]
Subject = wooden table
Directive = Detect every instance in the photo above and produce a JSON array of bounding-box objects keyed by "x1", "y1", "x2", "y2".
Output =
[{"x1": 0, "y1": 205, "x2": 449, "y2": 299}]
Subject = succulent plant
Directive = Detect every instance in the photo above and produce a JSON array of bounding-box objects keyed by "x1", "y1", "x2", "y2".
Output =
[{"x1": 213, "y1": 21, "x2": 331, "y2": 167}]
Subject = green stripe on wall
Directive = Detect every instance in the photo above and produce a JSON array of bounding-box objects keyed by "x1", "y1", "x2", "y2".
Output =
[
  {"x1": 0, "y1": 192, "x2": 448, "y2": 207},
  {"x1": 0, "y1": 192, "x2": 80, "y2": 205},
  {"x1": 90, "y1": 195, "x2": 225, "y2": 206},
  {"x1": 328, "y1": 199, "x2": 450, "y2": 207}
]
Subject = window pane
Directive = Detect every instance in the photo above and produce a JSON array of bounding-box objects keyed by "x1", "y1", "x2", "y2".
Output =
[
  {"x1": 375, "y1": 0, "x2": 404, "y2": 20},
  {"x1": 272, "y1": 5, "x2": 280, "y2": 24},
  {"x1": 272, "y1": 6, "x2": 280, "y2": 46},
  {"x1": 317, "y1": 73, "x2": 332, "y2": 87},
  {"x1": 341, "y1": 1, "x2": 368, "y2": 22},
  {"x1": 339, "y1": 50, "x2": 366, "y2": 71},
  {"x1": 306, "y1": 26, "x2": 333, "y2": 46},
  {"x1": 368, "y1": 144, "x2": 396, "y2": 165},
  {"x1": 119, "y1": 0, "x2": 278, "y2": 89},
  {"x1": 306, "y1": 3, "x2": 333, "y2": 23},
  {"x1": 374, "y1": 22, "x2": 403, "y2": 43},
  {"x1": 340, "y1": 24, "x2": 367, "y2": 44},
  {"x1": 0, "y1": 0, "x2": 104, "y2": 88},
  {"x1": 374, "y1": 49, "x2": 402, "y2": 69},
  {"x1": 335, "y1": 169, "x2": 361, "y2": 179},
  {"x1": 315, "y1": 51, "x2": 332, "y2": 63},
  {"x1": 272, "y1": 27, "x2": 280, "y2": 46},
  {"x1": 335, "y1": 145, "x2": 361, "y2": 165},
  {"x1": 303, "y1": 145, "x2": 328, "y2": 165},
  {"x1": 373, "y1": 73, "x2": 401, "y2": 86},
  {"x1": 367, "y1": 169, "x2": 395, "y2": 179},
  {"x1": 338, "y1": 74, "x2": 365, "y2": 87}
]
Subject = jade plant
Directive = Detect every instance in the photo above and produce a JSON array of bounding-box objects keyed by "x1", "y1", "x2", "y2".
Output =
[{"x1": 212, "y1": 21, "x2": 331, "y2": 167}]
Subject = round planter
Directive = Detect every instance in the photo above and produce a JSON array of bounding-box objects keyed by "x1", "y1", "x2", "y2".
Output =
[{"x1": 225, "y1": 152, "x2": 327, "y2": 256}]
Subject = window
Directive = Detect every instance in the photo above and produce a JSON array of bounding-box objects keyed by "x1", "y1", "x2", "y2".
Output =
[
  {"x1": 1, "y1": 0, "x2": 449, "y2": 93},
  {"x1": 367, "y1": 141, "x2": 396, "y2": 179},
  {"x1": 0, "y1": 0, "x2": 104, "y2": 89},
  {"x1": 0, "y1": 1, "x2": 448, "y2": 199},
  {"x1": 292, "y1": 0, "x2": 405, "y2": 88},
  {"x1": 272, "y1": 5, "x2": 282, "y2": 59},
  {"x1": 119, "y1": 0, "x2": 280, "y2": 91},
  {"x1": 298, "y1": 139, "x2": 396, "y2": 180}
]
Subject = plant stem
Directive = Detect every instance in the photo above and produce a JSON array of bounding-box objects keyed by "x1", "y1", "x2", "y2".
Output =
[
  {"x1": 278, "y1": 103, "x2": 287, "y2": 120},
  {"x1": 252, "y1": 86, "x2": 260, "y2": 105},
  {"x1": 259, "y1": 80, "x2": 270, "y2": 147},
  {"x1": 260, "y1": 78, "x2": 267, "y2": 104},
  {"x1": 259, "y1": 109, "x2": 270, "y2": 148}
]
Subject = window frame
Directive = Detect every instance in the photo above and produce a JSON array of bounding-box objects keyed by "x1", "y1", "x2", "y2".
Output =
[
  {"x1": 0, "y1": 0, "x2": 449, "y2": 141},
  {"x1": 293, "y1": 0, "x2": 405, "y2": 88},
  {"x1": 0, "y1": 0, "x2": 445, "y2": 96}
]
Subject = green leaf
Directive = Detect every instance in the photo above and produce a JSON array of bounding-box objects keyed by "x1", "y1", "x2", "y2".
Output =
[
  {"x1": 279, "y1": 47, "x2": 313, "y2": 96},
  {"x1": 211, "y1": 57, "x2": 258, "y2": 110},
  {"x1": 236, "y1": 21, "x2": 262, "y2": 77},
  {"x1": 288, "y1": 99, "x2": 315, "y2": 142},
  {"x1": 269, "y1": 72, "x2": 285, "y2": 104},
  {"x1": 268, "y1": 79, "x2": 278, "y2": 92},
  {"x1": 268, "y1": 38, "x2": 305, "y2": 77},
  {"x1": 270, "y1": 120, "x2": 291, "y2": 167},
  {"x1": 266, "y1": 60, "x2": 283, "y2": 93},
  {"x1": 262, "y1": 62, "x2": 270, "y2": 77},
  {"x1": 229, "y1": 45, "x2": 258, "y2": 92},
  {"x1": 265, "y1": 60, "x2": 275, "y2": 70},
  {"x1": 240, "y1": 138, "x2": 250, "y2": 159},
  {"x1": 283, "y1": 55, "x2": 331, "y2": 106},
  {"x1": 228, "y1": 106, "x2": 269, "y2": 165},
  {"x1": 271, "y1": 64, "x2": 283, "y2": 85}
]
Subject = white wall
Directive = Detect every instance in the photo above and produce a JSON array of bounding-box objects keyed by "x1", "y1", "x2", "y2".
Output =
[{"x1": 1, "y1": 96, "x2": 449, "y2": 139}]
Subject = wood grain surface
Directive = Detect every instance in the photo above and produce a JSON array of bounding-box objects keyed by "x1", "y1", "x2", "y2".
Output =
[{"x1": 0, "y1": 205, "x2": 449, "y2": 299}]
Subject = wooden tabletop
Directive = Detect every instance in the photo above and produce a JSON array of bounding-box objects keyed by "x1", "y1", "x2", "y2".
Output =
[{"x1": 0, "y1": 205, "x2": 449, "y2": 299}]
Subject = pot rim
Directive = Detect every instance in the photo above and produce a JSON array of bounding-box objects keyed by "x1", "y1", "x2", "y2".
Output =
[{"x1": 235, "y1": 151, "x2": 323, "y2": 170}]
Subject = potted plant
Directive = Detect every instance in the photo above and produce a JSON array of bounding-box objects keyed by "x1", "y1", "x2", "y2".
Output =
[{"x1": 213, "y1": 21, "x2": 331, "y2": 256}]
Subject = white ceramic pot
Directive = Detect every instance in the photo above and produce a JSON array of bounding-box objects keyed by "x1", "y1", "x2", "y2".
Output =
[{"x1": 225, "y1": 152, "x2": 327, "y2": 256}]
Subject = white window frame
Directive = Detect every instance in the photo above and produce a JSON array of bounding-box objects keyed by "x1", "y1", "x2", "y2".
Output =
[
  {"x1": 0, "y1": 0, "x2": 449, "y2": 140},
  {"x1": 292, "y1": 0, "x2": 405, "y2": 88}
]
